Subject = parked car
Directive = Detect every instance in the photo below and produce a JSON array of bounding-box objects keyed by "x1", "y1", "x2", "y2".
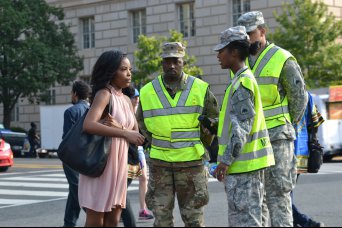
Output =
[
  {"x1": 0, "y1": 124, "x2": 29, "y2": 157},
  {"x1": 0, "y1": 138, "x2": 14, "y2": 172}
]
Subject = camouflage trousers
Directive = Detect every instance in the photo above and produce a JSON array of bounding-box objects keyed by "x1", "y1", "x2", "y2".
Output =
[
  {"x1": 146, "y1": 164, "x2": 209, "y2": 227},
  {"x1": 224, "y1": 169, "x2": 265, "y2": 227},
  {"x1": 263, "y1": 139, "x2": 297, "y2": 227}
]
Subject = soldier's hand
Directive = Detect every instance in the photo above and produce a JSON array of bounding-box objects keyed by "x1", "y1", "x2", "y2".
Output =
[
  {"x1": 214, "y1": 163, "x2": 228, "y2": 182},
  {"x1": 201, "y1": 124, "x2": 211, "y2": 135}
]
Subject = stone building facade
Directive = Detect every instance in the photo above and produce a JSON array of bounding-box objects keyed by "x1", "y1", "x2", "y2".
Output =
[{"x1": 2, "y1": 0, "x2": 341, "y2": 131}]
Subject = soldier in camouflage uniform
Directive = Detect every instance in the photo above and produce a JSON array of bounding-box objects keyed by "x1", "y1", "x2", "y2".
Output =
[
  {"x1": 213, "y1": 26, "x2": 275, "y2": 227},
  {"x1": 136, "y1": 42, "x2": 219, "y2": 227},
  {"x1": 237, "y1": 11, "x2": 308, "y2": 227}
]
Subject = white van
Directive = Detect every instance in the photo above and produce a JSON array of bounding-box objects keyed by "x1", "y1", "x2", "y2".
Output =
[
  {"x1": 311, "y1": 88, "x2": 342, "y2": 161},
  {"x1": 39, "y1": 104, "x2": 72, "y2": 158}
]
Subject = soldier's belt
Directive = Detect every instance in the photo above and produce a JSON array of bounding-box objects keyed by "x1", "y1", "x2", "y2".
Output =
[{"x1": 150, "y1": 158, "x2": 203, "y2": 168}]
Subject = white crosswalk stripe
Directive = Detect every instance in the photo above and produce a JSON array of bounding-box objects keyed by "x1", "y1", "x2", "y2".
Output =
[
  {"x1": 0, "y1": 170, "x2": 148, "y2": 209},
  {"x1": 0, "y1": 182, "x2": 69, "y2": 189},
  {"x1": 0, "y1": 189, "x2": 67, "y2": 197},
  {"x1": 2, "y1": 177, "x2": 68, "y2": 182},
  {"x1": 0, "y1": 171, "x2": 69, "y2": 209},
  {"x1": 309, "y1": 170, "x2": 342, "y2": 175}
]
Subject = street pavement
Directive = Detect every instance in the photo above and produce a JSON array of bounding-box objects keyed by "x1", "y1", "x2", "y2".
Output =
[{"x1": 0, "y1": 157, "x2": 341, "y2": 227}]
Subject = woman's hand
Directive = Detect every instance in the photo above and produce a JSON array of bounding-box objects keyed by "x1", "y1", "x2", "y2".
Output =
[
  {"x1": 101, "y1": 114, "x2": 123, "y2": 129},
  {"x1": 99, "y1": 113, "x2": 145, "y2": 145},
  {"x1": 124, "y1": 130, "x2": 145, "y2": 146}
]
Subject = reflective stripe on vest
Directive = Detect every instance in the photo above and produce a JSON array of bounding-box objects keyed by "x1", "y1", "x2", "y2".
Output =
[
  {"x1": 151, "y1": 76, "x2": 196, "y2": 108},
  {"x1": 143, "y1": 106, "x2": 203, "y2": 118},
  {"x1": 217, "y1": 75, "x2": 241, "y2": 146},
  {"x1": 264, "y1": 106, "x2": 289, "y2": 118},
  {"x1": 171, "y1": 130, "x2": 201, "y2": 140},
  {"x1": 256, "y1": 77, "x2": 279, "y2": 85},
  {"x1": 248, "y1": 129, "x2": 269, "y2": 142},
  {"x1": 218, "y1": 147, "x2": 272, "y2": 162},
  {"x1": 253, "y1": 45, "x2": 280, "y2": 77},
  {"x1": 152, "y1": 138, "x2": 201, "y2": 149}
]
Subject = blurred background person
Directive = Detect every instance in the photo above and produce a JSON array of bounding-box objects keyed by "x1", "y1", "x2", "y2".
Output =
[
  {"x1": 292, "y1": 92, "x2": 325, "y2": 227},
  {"x1": 27, "y1": 122, "x2": 40, "y2": 158},
  {"x1": 61, "y1": 80, "x2": 91, "y2": 227},
  {"x1": 123, "y1": 86, "x2": 154, "y2": 220}
]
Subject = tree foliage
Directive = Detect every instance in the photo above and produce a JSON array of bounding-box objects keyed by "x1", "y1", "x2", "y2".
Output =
[
  {"x1": 269, "y1": 0, "x2": 342, "y2": 88},
  {"x1": 134, "y1": 30, "x2": 203, "y2": 85},
  {"x1": 0, "y1": 0, "x2": 83, "y2": 127}
]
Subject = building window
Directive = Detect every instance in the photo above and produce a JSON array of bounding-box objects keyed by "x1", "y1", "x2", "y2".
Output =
[
  {"x1": 81, "y1": 17, "x2": 95, "y2": 49},
  {"x1": 10, "y1": 104, "x2": 19, "y2": 122},
  {"x1": 232, "y1": 0, "x2": 250, "y2": 25},
  {"x1": 131, "y1": 10, "x2": 146, "y2": 43},
  {"x1": 179, "y1": 3, "x2": 195, "y2": 38},
  {"x1": 45, "y1": 89, "x2": 56, "y2": 105}
]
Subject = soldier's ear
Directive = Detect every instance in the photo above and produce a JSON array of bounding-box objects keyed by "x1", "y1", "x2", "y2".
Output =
[
  {"x1": 183, "y1": 60, "x2": 187, "y2": 66},
  {"x1": 231, "y1": 49, "x2": 240, "y2": 59},
  {"x1": 259, "y1": 26, "x2": 267, "y2": 37}
]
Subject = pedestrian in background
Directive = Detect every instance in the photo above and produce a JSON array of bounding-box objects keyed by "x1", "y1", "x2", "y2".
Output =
[
  {"x1": 238, "y1": 11, "x2": 308, "y2": 227},
  {"x1": 137, "y1": 42, "x2": 219, "y2": 227},
  {"x1": 121, "y1": 143, "x2": 140, "y2": 227},
  {"x1": 213, "y1": 26, "x2": 275, "y2": 227},
  {"x1": 79, "y1": 50, "x2": 145, "y2": 227},
  {"x1": 27, "y1": 122, "x2": 40, "y2": 158},
  {"x1": 119, "y1": 86, "x2": 144, "y2": 227},
  {"x1": 292, "y1": 92, "x2": 325, "y2": 227},
  {"x1": 61, "y1": 80, "x2": 91, "y2": 227},
  {"x1": 124, "y1": 87, "x2": 154, "y2": 221}
]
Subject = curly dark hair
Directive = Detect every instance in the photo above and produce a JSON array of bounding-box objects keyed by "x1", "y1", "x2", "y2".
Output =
[
  {"x1": 72, "y1": 80, "x2": 91, "y2": 100},
  {"x1": 90, "y1": 50, "x2": 127, "y2": 100}
]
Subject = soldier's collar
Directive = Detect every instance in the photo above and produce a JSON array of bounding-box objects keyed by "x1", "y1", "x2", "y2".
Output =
[
  {"x1": 162, "y1": 72, "x2": 187, "y2": 91},
  {"x1": 234, "y1": 66, "x2": 249, "y2": 78}
]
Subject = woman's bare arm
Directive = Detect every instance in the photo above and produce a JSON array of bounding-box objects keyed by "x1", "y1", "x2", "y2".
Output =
[
  {"x1": 83, "y1": 89, "x2": 145, "y2": 145},
  {"x1": 83, "y1": 89, "x2": 127, "y2": 138}
]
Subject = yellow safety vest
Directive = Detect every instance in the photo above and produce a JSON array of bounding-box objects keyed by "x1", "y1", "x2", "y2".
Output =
[
  {"x1": 140, "y1": 74, "x2": 208, "y2": 162},
  {"x1": 247, "y1": 43, "x2": 295, "y2": 129},
  {"x1": 218, "y1": 68, "x2": 275, "y2": 174}
]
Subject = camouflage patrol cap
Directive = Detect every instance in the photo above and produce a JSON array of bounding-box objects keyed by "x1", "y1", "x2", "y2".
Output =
[
  {"x1": 213, "y1": 26, "x2": 249, "y2": 51},
  {"x1": 237, "y1": 11, "x2": 265, "y2": 32},
  {"x1": 161, "y1": 42, "x2": 186, "y2": 58}
]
